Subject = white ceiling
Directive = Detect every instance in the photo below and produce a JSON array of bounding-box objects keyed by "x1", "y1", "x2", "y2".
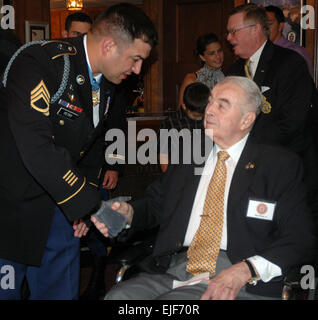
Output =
[{"x1": 50, "y1": 0, "x2": 142, "y2": 10}]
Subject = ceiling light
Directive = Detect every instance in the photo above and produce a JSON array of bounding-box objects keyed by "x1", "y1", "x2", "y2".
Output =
[{"x1": 66, "y1": 0, "x2": 83, "y2": 10}]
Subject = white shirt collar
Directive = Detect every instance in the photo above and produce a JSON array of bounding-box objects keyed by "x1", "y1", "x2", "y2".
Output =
[
  {"x1": 248, "y1": 40, "x2": 267, "y2": 78},
  {"x1": 83, "y1": 34, "x2": 102, "y2": 83},
  {"x1": 214, "y1": 133, "x2": 249, "y2": 164},
  {"x1": 250, "y1": 40, "x2": 267, "y2": 64}
]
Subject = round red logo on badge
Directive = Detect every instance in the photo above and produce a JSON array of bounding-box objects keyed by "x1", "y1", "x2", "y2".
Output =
[{"x1": 256, "y1": 203, "x2": 268, "y2": 215}]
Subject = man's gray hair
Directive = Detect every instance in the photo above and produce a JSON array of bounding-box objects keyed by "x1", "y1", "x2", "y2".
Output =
[{"x1": 220, "y1": 76, "x2": 262, "y2": 116}]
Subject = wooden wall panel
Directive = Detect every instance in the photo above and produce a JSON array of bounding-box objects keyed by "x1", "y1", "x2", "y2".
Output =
[
  {"x1": 12, "y1": 0, "x2": 50, "y2": 44},
  {"x1": 142, "y1": 0, "x2": 163, "y2": 113}
]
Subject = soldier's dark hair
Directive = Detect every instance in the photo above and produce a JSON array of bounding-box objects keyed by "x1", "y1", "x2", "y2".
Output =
[
  {"x1": 65, "y1": 12, "x2": 93, "y2": 31},
  {"x1": 196, "y1": 33, "x2": 220, "y2": 57},
  {"x1": 92, "y1": 2, "x2": 158, "y2": 48},
  {"x1": 230, "y1": 3, "x2": 269, "y2": 38},
  {"x1": 265, "y1": 5, "x2": 285, "y2": 24},
  {"x1": 183, "y1": 82, "x2": 210, "y2": 114}
]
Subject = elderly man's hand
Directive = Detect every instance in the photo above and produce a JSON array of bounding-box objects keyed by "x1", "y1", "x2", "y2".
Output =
[
  {"x1": 91, "y1": 216, "x2": 109, "y2": 238},
  {"x1": 91, "y1": 201, "x2": 134, "y2": 238},
  {"x1": 110, "y1": 201, "x2": 134, "y2": 225},
  {"x1": 201, "y1": 262, "x2": 251, "y2": 300}
]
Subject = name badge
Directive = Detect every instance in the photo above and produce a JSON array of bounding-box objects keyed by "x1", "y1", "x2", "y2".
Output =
[
  {"x1": 246, "y1": 198, "x2": 276, "y2": 221},
  {"x1": 57, "y1": 108, "x2": 79, "y2": 121}
]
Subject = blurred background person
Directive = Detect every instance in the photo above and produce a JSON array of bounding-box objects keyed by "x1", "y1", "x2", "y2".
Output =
[
  {"x1": 159, "y1": 82, "x2": 210, "y2": 173},
  {"x1": 265, "y1": 5, "x2": 314, "y2": 78},
  {"x1": 62, "y1": 11, "x2": 92, "y2": 38},
  {"x1": 178, "y1": 33, "x2": 224, "y2": 110}
]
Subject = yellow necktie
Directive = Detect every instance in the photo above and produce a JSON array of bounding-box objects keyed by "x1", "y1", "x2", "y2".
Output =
[
  {"x1": 186, "y1": 151, "x2": 230, "y2": 276},
  {"x1": 244, "y1": 59, "x2": 252, "y2": 79}
]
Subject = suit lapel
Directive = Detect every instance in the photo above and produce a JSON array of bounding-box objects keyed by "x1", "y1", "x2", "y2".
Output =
[
  {"x1": 253, "y1": 41, "x2": 274, "y2": 87},
  {"x1": 178, "y1": 164, "x2": 203, "y2": 224},
  {"x1": 227, "y1": 136, "x2": 259, "y2": 220}
]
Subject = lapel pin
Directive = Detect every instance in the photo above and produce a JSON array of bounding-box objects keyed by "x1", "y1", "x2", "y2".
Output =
[
  {"x1": 76, "y1": 75, "x2": 85, "y2": 86},
  {"x1": 245, "y1": 162, "x2": 255, "y2": 170}
]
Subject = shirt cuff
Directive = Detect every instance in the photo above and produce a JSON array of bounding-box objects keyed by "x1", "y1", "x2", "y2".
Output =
[{"x1": 248, "y1": 255, "x2": 282, "y2": 282}]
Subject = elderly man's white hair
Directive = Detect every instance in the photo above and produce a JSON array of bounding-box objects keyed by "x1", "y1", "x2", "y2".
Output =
[{"x1": 218, "y1": 76, "x2": 262, "y2": 116}]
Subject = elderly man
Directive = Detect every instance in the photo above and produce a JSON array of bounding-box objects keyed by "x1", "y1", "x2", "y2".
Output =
[
  {"x1": 226, "y1": 3, "x2": 318, "y2": 227},
  {"x1": 0, "y1": 3, "x2": 157, "y2": 300},
  {"x1": 94, "y1": 76, "x2": 316, "y2": 300}
]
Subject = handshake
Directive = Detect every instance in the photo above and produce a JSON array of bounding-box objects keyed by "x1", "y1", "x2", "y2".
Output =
[{"x1": 91, "y1": 196, "x2": 133, "y2": 238}]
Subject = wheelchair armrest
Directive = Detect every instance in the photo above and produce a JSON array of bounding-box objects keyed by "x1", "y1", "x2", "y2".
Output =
[
  {"x1": 107, "y1": 238, "x2": 154, "y2": 266},
  {"x1": 108, "y1": 239, "x2": 155, "y2": 284}
]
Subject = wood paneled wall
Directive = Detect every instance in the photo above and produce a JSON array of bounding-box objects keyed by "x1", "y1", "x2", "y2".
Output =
[{"x1": 13, "y1": 0, "x2": 50, "y2": 43}]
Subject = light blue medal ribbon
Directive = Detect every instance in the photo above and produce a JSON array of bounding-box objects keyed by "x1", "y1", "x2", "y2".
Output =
[{"x1": 88, "y1": 65, "x2": 102, "y2": 106}]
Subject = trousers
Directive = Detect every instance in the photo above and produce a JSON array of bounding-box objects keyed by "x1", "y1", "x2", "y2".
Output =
[
  {"x1": 105, "y1": 251, "x2": 280, "y2": 300},
  {"x1": 0, "y1": 207, "x2": 80, "y2": 300}
]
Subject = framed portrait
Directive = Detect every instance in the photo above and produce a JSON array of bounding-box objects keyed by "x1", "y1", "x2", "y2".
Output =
[
  {"x1": 25, "y1": 21, "x2": 50, "y2": 43},
  {"x1": 247, "y1": 0, "x2": 305, "y2": 46}
]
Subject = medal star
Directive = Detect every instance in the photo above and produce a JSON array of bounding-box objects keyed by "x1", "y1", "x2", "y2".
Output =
[{"x1": 92, "y1": 90, "x2": 100, "y2": 106}]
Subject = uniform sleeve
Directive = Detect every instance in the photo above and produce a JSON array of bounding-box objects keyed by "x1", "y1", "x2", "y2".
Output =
[
  {"x1": 6, "y1": 48, "x2": 100, "y2": 221},
  {"x1": 104, "y1": 86, "x2": 126, "y2": 175}
]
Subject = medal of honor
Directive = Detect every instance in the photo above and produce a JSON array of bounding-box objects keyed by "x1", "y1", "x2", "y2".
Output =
[
  {"x1": 262, "y1": 95, "x2": 271, "y2": 114},
  {"x1": 92, "y1": 90, "x2": 100, "y2": 107}
]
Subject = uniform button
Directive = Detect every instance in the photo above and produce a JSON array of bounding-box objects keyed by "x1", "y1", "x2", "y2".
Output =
[
  {"x1": 59, "y1": 120, "x2": 65, "y2": 126},
  {"x1": 176, "y1": 241, "x2": 182, "y2": 248},
  {"x1": 80, "y1": 151, "x2": 85, "y2": 157}
]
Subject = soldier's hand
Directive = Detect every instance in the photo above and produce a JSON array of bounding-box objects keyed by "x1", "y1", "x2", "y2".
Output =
[{"x1": 73, "y1": 220, "x2": 89, "y2": 238}]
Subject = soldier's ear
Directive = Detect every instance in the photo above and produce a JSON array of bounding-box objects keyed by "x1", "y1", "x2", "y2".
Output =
[{"x1": 101, "y1": 37, "x2": 116, "y2": 56}]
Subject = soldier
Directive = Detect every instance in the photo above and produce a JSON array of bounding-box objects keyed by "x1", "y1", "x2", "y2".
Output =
[{"x1": 0, "y1": 3, "x2": 157, "y2": 300}]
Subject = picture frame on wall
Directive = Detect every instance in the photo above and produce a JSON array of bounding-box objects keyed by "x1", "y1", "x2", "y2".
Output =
[
  {"x1": 25, "y1": 21, "x2": 50, "y2": 43},
  {"x1": 247, "y1": 0, "x2": 305, "y2": 46}
]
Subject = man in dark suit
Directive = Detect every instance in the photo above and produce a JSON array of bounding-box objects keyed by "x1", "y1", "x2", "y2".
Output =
[
  {"x1": 226, "y1": 3, "x2": 318, "y2": 226},
  {"x1": 93, "y1": 76, "x2": 316, "y2": 300},
  {"x1": 0, "y1": 3, "x2": 157, "y2": 300}
]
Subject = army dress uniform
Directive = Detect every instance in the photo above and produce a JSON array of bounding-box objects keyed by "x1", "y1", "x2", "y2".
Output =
[{"x1": 0, "y1": 35, "x2": 125, "y2": 299}]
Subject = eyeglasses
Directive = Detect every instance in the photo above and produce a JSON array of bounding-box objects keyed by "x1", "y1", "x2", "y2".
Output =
[{"x1": 226, "y1": 24, "x2": 256, "y2": 36}]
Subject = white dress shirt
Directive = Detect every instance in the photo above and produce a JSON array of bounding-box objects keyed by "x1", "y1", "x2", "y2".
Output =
[
  {"x1": 83, "y1": 35, "x2": 102, "y2": 128},
  {"x1": 183, "y1": 134, "x2": 282, "y2": 282},
  {"x1": 248, "y1": 40, "x2": 267, "y2": 79}
]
